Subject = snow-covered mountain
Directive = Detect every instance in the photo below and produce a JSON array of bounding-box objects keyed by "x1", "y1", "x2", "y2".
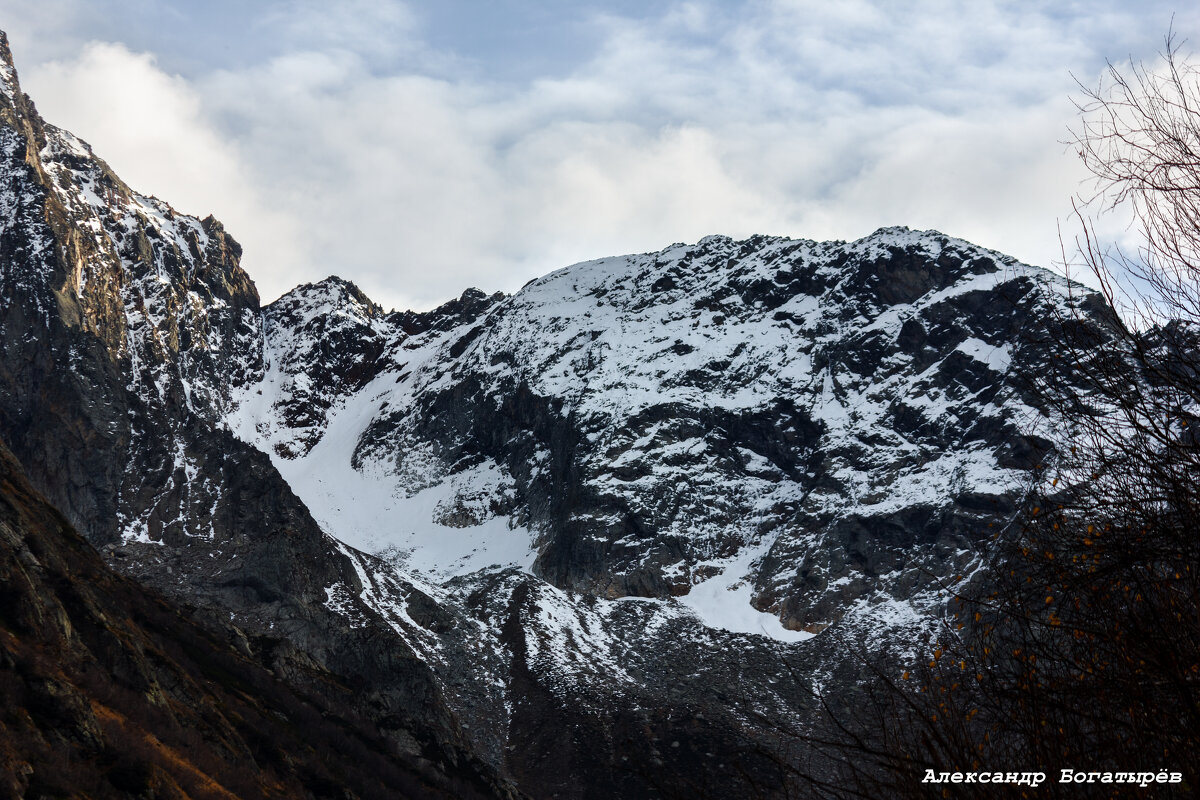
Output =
[
  {"x1": 230, "y1": 226, "x2": 1070, "y2": 640},
  {"x1": 0, "y1": 29, "x2": 1106, "y2": 798}
]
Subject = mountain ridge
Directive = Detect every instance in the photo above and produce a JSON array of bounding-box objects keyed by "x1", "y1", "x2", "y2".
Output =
[
  {"x1": 0, "y1": 27, "x2": 1113, "y2": 798},
  {"x1": 1, "y1": 29, "x2": 523, "y2": 797},
  {"x1": 233, "y1": 224, "x2": 1069, "y2": 626}
]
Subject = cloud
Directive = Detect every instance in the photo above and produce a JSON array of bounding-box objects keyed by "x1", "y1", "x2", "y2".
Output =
[
  {"x1": 11, "y1": 0, "x2": 1200, "y2": 309},
  {"x1": 258, "y1": 0, "x2": 420, "y2": 63}
]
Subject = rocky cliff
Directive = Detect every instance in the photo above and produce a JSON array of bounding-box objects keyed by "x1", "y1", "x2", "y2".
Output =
[{"x1": 240, "y1": 229, "x2": 1069, "y2": 635}]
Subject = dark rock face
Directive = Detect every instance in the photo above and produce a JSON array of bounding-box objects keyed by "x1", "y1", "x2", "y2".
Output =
[{"x1": 227, "y1": 225, "x2": 1101, "y2": 795}]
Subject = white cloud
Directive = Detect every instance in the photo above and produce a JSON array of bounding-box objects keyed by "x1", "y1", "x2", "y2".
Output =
[
  {"x1": 9, "y1": 0, "x2": 1199, "y2": 309},
  {"x1": 259, "y1": 0, "x2": 420, "y2": 62}
]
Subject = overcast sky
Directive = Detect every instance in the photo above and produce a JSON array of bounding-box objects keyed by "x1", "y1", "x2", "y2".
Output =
[{"x1": 0, "y1": 1, "x2": 1191, "y2": 310}]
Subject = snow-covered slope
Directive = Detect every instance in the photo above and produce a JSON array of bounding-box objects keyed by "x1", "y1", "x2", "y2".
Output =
[
  {"x1": 228, "y1": 228, "x2": 1073, "y2": 642},
  {"x1": 209, "y1": 228, "x2": 1095, "y2": 795}
]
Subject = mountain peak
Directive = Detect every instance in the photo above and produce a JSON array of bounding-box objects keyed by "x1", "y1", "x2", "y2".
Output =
[
  {"x1": 0, "y1": 30, "x2": 17, "y2": 90},
  {"x1": 0, "y1": 31, "x2": 35, "y2": 123},
  {"x1": 1, "y1": 30, "x2": 32, "y2": 122},
  {"x1": 388, "y1": 286, "x2": 505, "y2": 336},
  {"x1": 268, "y1": 275, "x2": 384, "y2": 324}
]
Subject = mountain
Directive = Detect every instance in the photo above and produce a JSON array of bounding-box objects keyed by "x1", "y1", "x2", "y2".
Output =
[
  {"x1": 0, "y1": 31, "x2": 514, "y2": 799},
  {"x1": 240, "y1": 229, "x2": 1063, "y2": 628},
  {"x1": 0, "y1": 29, "x2": 1108, "y2": 798}
]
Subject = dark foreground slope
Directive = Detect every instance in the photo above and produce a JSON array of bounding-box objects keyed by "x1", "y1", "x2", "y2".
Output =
[{"x1": 0, "y1": 437, "x2": 508, "y2": 799}]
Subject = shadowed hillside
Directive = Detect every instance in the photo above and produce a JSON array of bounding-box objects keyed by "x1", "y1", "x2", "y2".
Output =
[{"x1": 0, "y1": 437, "x2": 513, "y2": 799}]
